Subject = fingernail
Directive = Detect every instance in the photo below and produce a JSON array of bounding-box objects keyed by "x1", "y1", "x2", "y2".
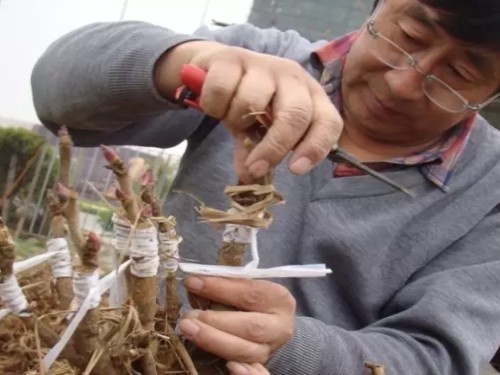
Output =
[
  {"x1": 289, "y1": 157, "x2": 312, "y2": 175},
  {"x1": 226, "y1": 361, "x2": 250, "y2": 375},
  {"x1": 184, "y1": 276, "x2": 204, "y2": 291},
  {"x1": 179, "y1": 319, "x2": 200, "y2": 337},
  {"x1": 182, "y1": 309, "x2": 201, "y2": 319},
  {"x1": 248, "y1": 160, "x2": 270, "y2": 177}
]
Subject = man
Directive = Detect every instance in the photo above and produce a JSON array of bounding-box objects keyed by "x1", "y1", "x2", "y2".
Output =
[{"x1": 31, "y1": 0, "x2": 500, "y2": 374}]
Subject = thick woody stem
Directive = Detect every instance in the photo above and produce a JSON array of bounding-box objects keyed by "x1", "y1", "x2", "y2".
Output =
[
  {"x1": 47, "y1": 190, "x2": 74, "y2": 310},
  {"x1": 72, "y1": 232, "x2": 119, "y2": 375},
  {"x1": 58, "y1": 126, "x2": 73, "y2": 187},
  {"x1": 104, "y1": 148, "x2": 158, "y2": 375},
  {"x1": 55, "y1": 183, "x2": 85, "y2": 253},
  {"x1": 101, "y1": 145, "x2": 142, "y2": 223},
  {"x1": 140, "y1": 179, "x2": 181, "y2": 325}
]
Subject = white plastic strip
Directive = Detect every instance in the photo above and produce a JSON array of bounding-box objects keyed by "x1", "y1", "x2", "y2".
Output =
[
  {"x1": 0, "y1": 275, "x2": 29, "y2": 314},
  {"x1": 108, "y1": 253, "x2": 128, "y2": 307},
  {"x1": 130, "y1": 226, "x2": 159, "y2": 278},
  {"x1": 43, "y1": 259, "x2": 132, "y2": 372},
  {"x1": 47, "y1": 238, "x2": 72, "y2": 278},
  {"x1": 13, "y1": 252, "x2": 57, "y2": 274},
  {"x1": 179, "y1": 263, "x2": 332, "y2": 278},
  {"x1": 244, "y1": 228, "x2": 260, "y2": 269}
]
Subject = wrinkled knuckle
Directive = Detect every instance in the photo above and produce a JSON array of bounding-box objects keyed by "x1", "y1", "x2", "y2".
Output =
[
  {"x1": 308, "y1": 136, "x2": 332, "y2": 160},
  {"x1": 208, "y1": 79, "x2": 232, "y2": 100},
  {"x1": 242, "y1": 287, "x2": 265, "y2": 307},
  {"x1": 277, "y1": 106, "x2": 311, "y2": 132},
  {"x1": 264, "y1": 132, "x2": 289, "y2": 158},
  {"x1": 245, "y1": 317, "x2": 268, "y2": 342}
]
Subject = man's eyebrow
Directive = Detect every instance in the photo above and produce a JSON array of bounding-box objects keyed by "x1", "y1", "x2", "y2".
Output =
[
  {"x1": 404, "y1": 4, "x2": 438, "y2": 33},
  {"x1": 463, "y1": 50, "x2": 495, "y2": 76}
]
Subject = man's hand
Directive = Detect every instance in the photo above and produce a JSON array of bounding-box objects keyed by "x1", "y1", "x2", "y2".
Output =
[
  {"x1": 155, "y1": 41, "x2": 343, "y2": 182},
  {"x1": 179, "y1": 276, "x2": 296, "y2": 364},
  {"x1": 227, "y1": 362, "x2": 270, "y2": 375}
]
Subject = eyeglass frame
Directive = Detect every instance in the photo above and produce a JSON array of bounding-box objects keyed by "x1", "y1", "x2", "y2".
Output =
[{"x1": 365, "y1": 10, "x2": 500, "y2": 113}]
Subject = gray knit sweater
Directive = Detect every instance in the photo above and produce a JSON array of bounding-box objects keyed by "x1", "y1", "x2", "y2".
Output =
[{"x1": 31, "y1": 22, "x2": 500, "y2": 375}]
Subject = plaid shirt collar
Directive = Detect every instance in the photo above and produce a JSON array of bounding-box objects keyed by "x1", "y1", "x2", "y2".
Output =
[{"x1": 312, "y1": 31, "x2": 476, "y2": 192}]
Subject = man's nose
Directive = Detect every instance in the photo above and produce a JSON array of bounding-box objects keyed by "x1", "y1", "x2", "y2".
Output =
[{"x1": 384, "y1": 68, "x2": 425, "y2": 102}]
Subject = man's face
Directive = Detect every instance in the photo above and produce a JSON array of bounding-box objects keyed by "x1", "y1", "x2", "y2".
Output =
[{"x1": 342, "y1": 0, "x2": 500, "y2": 146}]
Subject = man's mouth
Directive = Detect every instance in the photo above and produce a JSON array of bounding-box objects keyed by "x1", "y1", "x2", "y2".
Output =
[{"x1": 366, "y1": 89, "x2": 409, "y2": 120}]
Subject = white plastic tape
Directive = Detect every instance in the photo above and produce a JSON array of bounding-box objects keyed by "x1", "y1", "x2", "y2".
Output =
[
  {"x1": 13, "y1": 252, "x2": 57, "y2": 274},
  {"x1": 0, "y1": 275, "x2": 29, "y2": 314},
  {"x1": 47, "y1": 238, "x2": 72, "y2": 278},
  {"x1": 158, "y1": 231, "x2": 181, "y2": 274},
  {"x1": 179, "y1": 263, "x2": 332, "y2": 278},
  {"x1": 72, "y1": 270, "x2": 101, "y2": 310},
  {"x1": 43, "y1": 259, "x2": 131, "y2": 372},
  {"x1": 112, "y1": 215, "x2": 132, "y2": 256},
  {"x1": 129, "y1": 226, "x2": 159, "y2": 278},
  {"x1": 222, "y1": 224, "x2": 253, "y2": 244}
]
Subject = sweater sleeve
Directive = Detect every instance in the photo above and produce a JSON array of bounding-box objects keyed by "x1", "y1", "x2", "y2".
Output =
[
  {"x1": 31, "y1": 21, "x2": 320, "y2": 147},
  {"x1": 267, "y1": 207, "x2": 500, "y2": 375}
]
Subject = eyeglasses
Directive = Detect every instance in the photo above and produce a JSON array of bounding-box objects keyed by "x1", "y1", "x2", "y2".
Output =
[{"x1": 366, "y1": 18, "x2": 500, "y2": 113}]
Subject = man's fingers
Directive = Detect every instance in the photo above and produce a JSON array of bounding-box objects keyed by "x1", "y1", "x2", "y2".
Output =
[
  {"x1": 183, "y1": 309, "x2": 292, "y2": 347},
  {"x1": 179, "y1": 318, "x2": 271, "y2": 363},
  {"x1": 183, "y1": 276, "x2": 296, "y2": 314},
  {"x1": 233, "y1": 133, "x2": 254, "y2": 184},
  {"x1": 227, "y1": 362, "x2": 270, "y2": 375},
  {"x1": 199, "y1": 60, "x2": 243, "y2": 119},
  {"x1": 245, "y1": 75, "x2": 312, "y2": 178},
  {"x1": 223, "y1": 69, "x2": 276, "y2": 132},
  {"x1": 289, "y1": 87, "x2": 343, "y2": 173}
]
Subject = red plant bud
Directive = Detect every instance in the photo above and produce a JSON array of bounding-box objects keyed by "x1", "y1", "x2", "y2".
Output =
[
  {"x1": 115, "y1": 187, "x2": 126, "y2": 201},
  {"x1": 142, "y1": 204, "x2": 153, "y2": 217},
  {"x1": 55, "y1": 183, "x2": 73, "y2": 199},
  {"x1": 86, "y1": 231, "x2": 101, "y2": 251},
  {"x1": 141, "y1": 169, "x2": 154, "y2": 187},
  {"x1": 100, "y1": 144, "x2": 120, "y2": 164}
]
